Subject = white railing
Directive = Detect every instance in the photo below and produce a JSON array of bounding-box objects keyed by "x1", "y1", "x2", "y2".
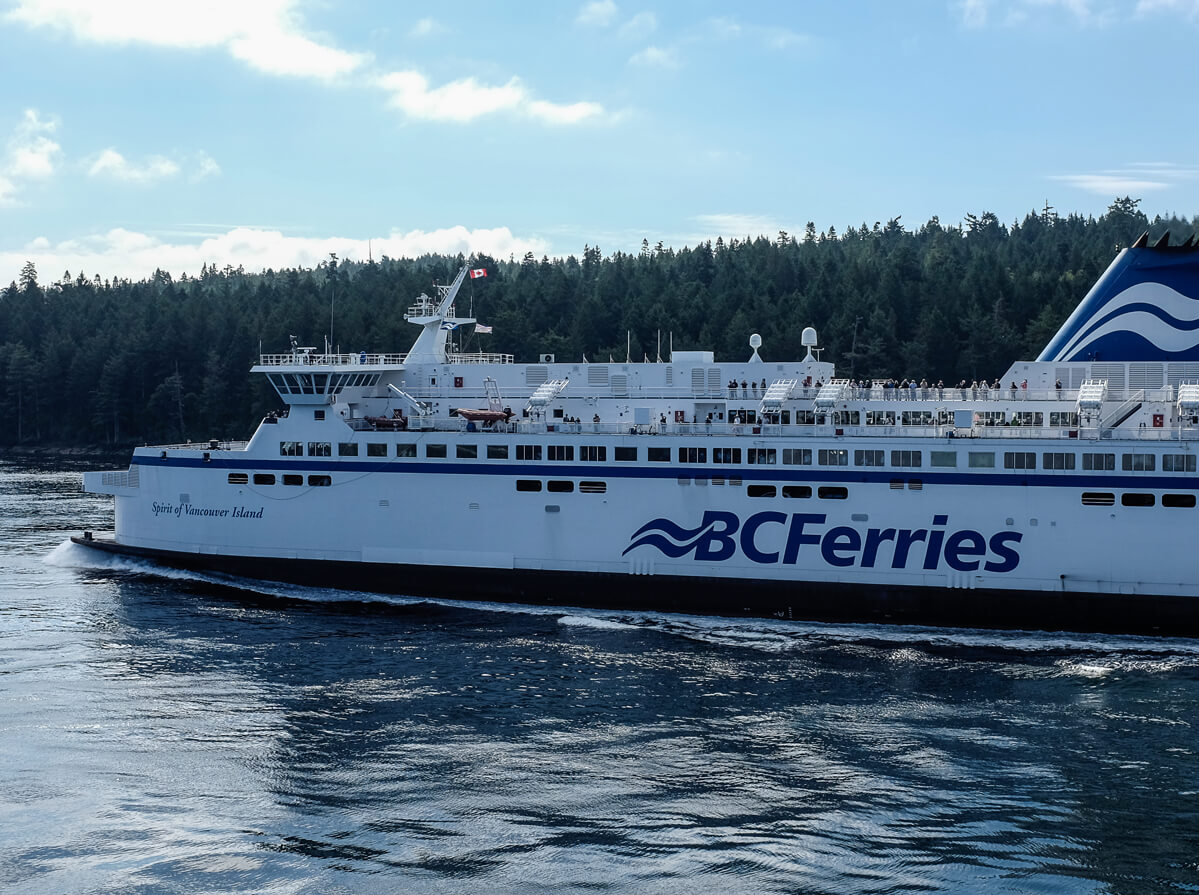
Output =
[
  {"x1": 257, "y1": 352, "x2": 408, "y2": 367},
  {"x1": 446, "y1": 352, "x2": 515, "y2": 364}
]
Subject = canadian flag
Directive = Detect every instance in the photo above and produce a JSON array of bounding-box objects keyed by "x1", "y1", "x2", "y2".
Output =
[{"x1": 469, "y1": 268, "x2": 487, "y2": 279}]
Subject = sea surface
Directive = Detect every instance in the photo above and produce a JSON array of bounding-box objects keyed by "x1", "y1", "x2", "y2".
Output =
[{"x1": 4, "y1": 459, "x2": 1199, "y2": 894}]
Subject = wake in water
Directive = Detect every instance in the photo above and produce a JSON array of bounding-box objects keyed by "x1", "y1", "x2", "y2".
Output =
[{"x1": 46, "y1": 539, "x2": 1199, "y2": 667}]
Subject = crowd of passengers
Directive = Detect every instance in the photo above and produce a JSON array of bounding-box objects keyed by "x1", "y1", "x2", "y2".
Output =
[{"x1": 728, "y1": 377, "x2": 1064, "y2": 399}]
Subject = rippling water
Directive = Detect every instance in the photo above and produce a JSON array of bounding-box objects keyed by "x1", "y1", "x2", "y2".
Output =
[{"x1": 4, "y1": 459, "x2": 1199, "y2": 893}]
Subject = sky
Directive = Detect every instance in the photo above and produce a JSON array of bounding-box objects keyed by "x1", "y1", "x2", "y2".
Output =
[{"x1": 1, "y1": 0, "x2": 1198, "y2": 285}]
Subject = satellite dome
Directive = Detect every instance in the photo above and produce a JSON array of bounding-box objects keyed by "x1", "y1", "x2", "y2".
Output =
[{"x1": 801, "y1": 327, "x2": 818, "y2": 347}]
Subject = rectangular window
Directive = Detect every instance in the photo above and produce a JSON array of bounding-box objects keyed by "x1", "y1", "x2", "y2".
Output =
[
  {"x1": 818, "y1": 486, "x2": 848, "y2": 499},
  {"x1": 426, "y1": 443, "x2": 447, "y2": 458},
  {"x1": 1122, "y1": 453, "x2": 1155, "y2": 472},
  {"x1": 891, "y1": 450, "x2": 922, "y2": 468},
  {"x1": 252, "y1": 473, "x2": 275, "y2": 485},
  {"x1": 307, "y1": 442, "x2": 331, "y2": 457},
  {"x1": 487, "y1": 444, "x2": 509, "y2": 459},
  {"x1": 713, "y1": 447, "x2": 742, "y2": 464},
  {"x1": 1122, "y1": 492, "x2": 1155, "y2": 506},
  {"x1": 1011, "y1": 412, "x2": 1043, "y2": 427},
  {"x1": 547, "y1": 480, "x2": 574, "y2": 492},
  {"x1": 456, "y1": 444, "x2": 477, "y2": 459},
  {"x1": 1050, "y1": 412, "x2": 1080, "y2": 427},
  {"x1": 1083, "y1": 453, "x2": 1115, "y2": 471},
  {"x1": 307, "y1": 475, "x2": 331, "y2": 487},
  {"x1": 548, "y1": 445, "x2": 574, "y2": 461},
  {"x1": 1081, "y1": 492, "x2": 1115, "y2": 506},
  {"x1": 747, "y1": 484, "x2": 777, "y2": 497},
  {"x1": 516, "y1": 479, "x2": 542, "y2": 492},
  {"x1": 615, "y1": 446, "x2": 637, "y2": 462},
  {"x1": 1042, "y1": 452, "x2": 1076, "y2": 470},
  {"x1": 1164, "y1": 454, "x2": 1197, "y2": 472},
  {"x1": 1163, "y1": 493, "x2": 1196, "y2": 508},
  {"x1": 282, "y1": 474, "x2": 303, "y2": 486},
  {"x1": 678, "y1": 447, "x2": 707, "y2": 463},
  {"x1": 855, "y1": 450, "x2": 884, "y2": 467},
  {"x1": 968, "y1": 452, "x2": 995, "y2": 469},
  {"x1": 580, "y1": 481, "x2": 607, "y2": 494},
  {"x1": 1004, "y1": 452, "x2": 1036, "y2": 470},
  {"x1": 782, "y1": 448, "x2": 812, "y2": 466},
  {"x1": 517, "y1": 444, "x2": 542, "y2": 461},
  {"x1": 338, "y1": 442, "x2": 358, "y2": 457},
  {"x1": 395, "y1": 443, "x2": 416, "y2": 457},
  {"x1": 367, "y1": 443, "x2": 387, "y2": 457},
  {"x1": 279, "y1": 441, "x2": 302, "y2": 457},
  {"x1": 748, "y1": 449, "x2": 776, "y2": 465},
  {"x1": 648, "y1": 447, "x2": 670, "y2": 462},
  {"x1": 818, "y1": 449, "x2": 848, "y2": 467},
  {"x1": 930, "y1": 451, "x2": 957, "y2": 468},
  {"x1": 580, "y1": 445, "x2": 606, "y2": 461},
  {"x1": 227, "y1": 472, "x2": 248, "y2": 484},
  {"x1": 782, "y1": 485, "x2": 812, "y2": 498}
]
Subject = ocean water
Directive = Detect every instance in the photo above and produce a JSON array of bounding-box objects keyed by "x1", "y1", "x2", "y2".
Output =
[{"x1": 4, "y1": 460, "x2": 1199, "y2": 894}]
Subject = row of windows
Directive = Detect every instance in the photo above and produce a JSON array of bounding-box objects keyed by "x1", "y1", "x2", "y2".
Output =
[
  {"x1": 268, "y1": 372, "x2": 380, "y2": 396},
  {"x1": 515, "y1": 480, "x2": 607, "y2": 493},
  {"x1": 747, "y1": 484, "x2": 848, "y2": 500},
  {"x1": 1081, "y1": 492, "x2": 1196, "y2": 508},
  {"x1": 280, "y1": 441, "x2": 1199, "y2": 473},
  {"x1": 229, "y1": 472, "x2": 330, "y2": 487}
]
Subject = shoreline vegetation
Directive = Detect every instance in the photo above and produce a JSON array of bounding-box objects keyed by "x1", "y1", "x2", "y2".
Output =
[{"x1": 2, "y1": 198, "x2": 1194, "y2": 450}]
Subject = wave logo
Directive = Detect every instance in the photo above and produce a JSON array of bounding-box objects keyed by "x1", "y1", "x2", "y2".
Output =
[{"x1": 623, "y1": 510, "x2": 1023, "y2": 572}]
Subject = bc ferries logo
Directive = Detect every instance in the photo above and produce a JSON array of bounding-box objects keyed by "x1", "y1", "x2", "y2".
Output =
[{"x1": 623, "y1": 511, "x2": 1023, "y2": 573}]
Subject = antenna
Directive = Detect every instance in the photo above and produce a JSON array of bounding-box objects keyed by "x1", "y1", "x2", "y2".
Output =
[{"x1": 328, "y1": 252, "x2": 337, "y2": 358}]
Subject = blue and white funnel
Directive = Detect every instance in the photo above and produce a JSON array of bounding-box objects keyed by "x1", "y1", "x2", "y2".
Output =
[{"x1": 1037, "y1": 234, "x2": 1199, "y2": 362}]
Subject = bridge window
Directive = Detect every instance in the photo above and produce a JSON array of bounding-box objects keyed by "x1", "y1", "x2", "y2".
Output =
[
  {"x1": 615, "y1": 446, "x2": 638, "y2": 461},
  {"x1": 782, "y1": 448, "x2": 812, "y2": 466},
  {"x1": 338, "y1": 442, "x2": 358, "y2": 457},
  {"x1": 968, "y1": 452, "x2": 994, "y2": 468},
  {"x1": 253, "y1": 473, "x2": 275, "y2": 485},
  {"x1": 678, "y1": 447, "x2": 707, "y2": 463},
  {"x1": 1121, "y1": 493, "x2": 1155, "y2": 507},
  {"x1": 1163, "y1": 493, "x2": 1196, "y2": 508},
  {"x1": 854, "y1": 450, "x2": 884, "y2": 467},
  {"x1": 1164, "y1": 454, "x2": 1196, "y2": 472},
  {"x1": 1081, "y1": 492, "x2": 1115, "y2": 506},
  {"x1": 1122, "y1": 453, "x2": 1155, "y2": 472},
  {"x1": 1042, "y1": 452, "x2": 1075, "y2": 470},
  {"x1": 930, "y1": 451, "x2": 957, "y2": 468},
  {"x1": 747, "y1": 485, "x2": 776, "y2": 497},
  {"x1": 782, "y1": 485, "x2": 812, "y2": 498},
  {"x1": 648, "y1": 447, "x2": 670, "y2": 462},
  {"x1": 818, "y1": 449, "x2": 848, "y2": 467},
  {"x1": 517, "y1": 445, "x2": 542, "y2": 461},
  {"x1": 580, "y1": 445, "x2": 606, "y2": 461},
  {"x1": 516, "y1": 480, "x2": 542, "y2": 492},
  {"x1": 456, "y1": 444, "x2": 477, "y2": 459},
  {"x1": 396, "y1": 443, "x2": 416, "y2": 457},
  {"x1": 307, "y1": 442, "x2": 331, "y2": 457},
  {"x1": 713, "y1": 447, "x2": 741, "y2": 464},
  {"x1": 891, "y1": 450, "x2": 922, "y2": 468},
  {"x1": 748, "y1": 449, "x2": 776, "y2": 465},
  {"x1": 487, "y1": 444, "x2": 509, "y2": 459},
  {"x1": 279, "y1": 441, "x2": 302, "y2": 457},
  {"x1": 426, "y1": 443, "x2": 447, "y2": 458},
  {"x1": 548, "y1": 445, "x2": 574, "y2": 461},
  {"x1": 367, "y1": 443, "x2": 387, "y2": 457},
  {"x1": 1003, "y1": 452, "x2": 1036, "y2": 470},
  {"x1": 1082, "y1": 453, "x2": 1114, "y2": 471}
]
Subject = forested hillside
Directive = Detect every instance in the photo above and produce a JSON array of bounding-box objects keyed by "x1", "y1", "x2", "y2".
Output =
[{"x1": 2, "y1": 197, "x2": 1194, "y2": 448}]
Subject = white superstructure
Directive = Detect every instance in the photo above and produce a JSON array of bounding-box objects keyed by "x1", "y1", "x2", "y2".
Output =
[{"x1": 80, "y1": 235, "x2": 1199, "y2": 632}]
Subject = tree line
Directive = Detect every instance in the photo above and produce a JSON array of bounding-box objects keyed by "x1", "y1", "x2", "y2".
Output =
[{"x1": 1, "y1": 197, "x2": 1194, "y2": 448}]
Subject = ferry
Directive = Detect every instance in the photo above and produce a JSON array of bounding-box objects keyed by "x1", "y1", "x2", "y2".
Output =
[{"x1": 77, "y1": 234, "x2": 1199, "y2": 633}]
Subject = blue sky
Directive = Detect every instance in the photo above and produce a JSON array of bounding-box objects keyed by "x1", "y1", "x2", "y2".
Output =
[{"x1": 1, "y1": 0, "x2": 1197, "y2": 283}]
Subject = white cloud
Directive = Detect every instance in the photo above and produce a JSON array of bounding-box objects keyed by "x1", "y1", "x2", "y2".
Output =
[
  {"x1": 1, "y1": 225, "x2": 551, "y2": 284},
  {"x1": 85, "y1": 148, "x2": 220, "y2": 185},
  {"x1": 0, "y1": 108, "x2": 62, "y2": 206},
  {"x1": 409, "y1": 17, "x2": 446, "y2": 38},
  {"x1": 628, "y1": 45, "x2": 679, "y2": 68},
  {"x1": 1050, "y1": 174, "x2": 1172, "y2": 193},
  {"x1": 695, "y1": 213, "x2": 782, "y2": 236},
  {"x1": 702, "y1": 16, "x2": 811, "y2": 49},
  {"x1": 576, "y1": 0, "x2": 619, "y2": 27},
  {"x1": 1137, "y1": 0, "x2": 1199, "y2": 17},
  {"x1": 5, "y1": 0, "x2": 367, "y2": 80},
  {"x1": 377, "y1": 70, "x2": 603, "y2": 124},
  {"x1": 619, "y1": 11, "x2": 657, "y2": 39}
]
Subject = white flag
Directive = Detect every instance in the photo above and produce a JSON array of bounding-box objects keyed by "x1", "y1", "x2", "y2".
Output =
[{"x1": 475, "y1": 323, "x2": 493, "y2": 334}]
